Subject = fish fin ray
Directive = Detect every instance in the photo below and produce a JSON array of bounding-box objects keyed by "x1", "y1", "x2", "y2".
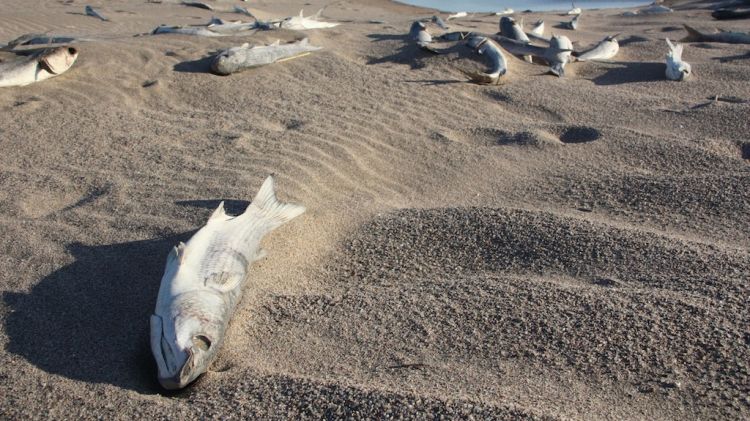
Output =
[{"x1": 244, "y1": 175, "x2": 305, "y2": 226}]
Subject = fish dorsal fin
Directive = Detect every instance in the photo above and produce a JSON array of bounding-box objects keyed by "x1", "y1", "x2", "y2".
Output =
[
  {"x1": 299, "y1": 9, "x2": 304, "y2": 18},
  {"x1": 167, "y1": 241, "x2": 187, "y2": 267},
  {"x1": 312, "y1": 8, "x2": 324, "y2": 20},
  {"x1": 209, "y1": 201, "x2": 228, "y2": 222}
]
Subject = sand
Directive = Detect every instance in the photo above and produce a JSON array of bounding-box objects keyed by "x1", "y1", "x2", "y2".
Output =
[{"x1": 0, "y1": 0, "x2": 748, "y2": 419}]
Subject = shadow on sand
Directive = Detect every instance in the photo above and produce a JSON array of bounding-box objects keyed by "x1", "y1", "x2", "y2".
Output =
[
  {"x1": 590, "y1": 61, "x2": 665, "y2": 85},
  {"x1": 175, "y1": 199, "x2": 250, "y2": 215},
  {"x1": 3, "y1": 232, "x2": 194, "y2": 393}
]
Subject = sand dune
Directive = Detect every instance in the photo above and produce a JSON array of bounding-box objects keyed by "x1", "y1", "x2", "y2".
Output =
[{"x1": 0, "y1": 0, "x2": 748, "y2": 419}]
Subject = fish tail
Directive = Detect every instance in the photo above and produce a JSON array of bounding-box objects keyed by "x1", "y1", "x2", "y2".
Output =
[
  {"x1": 681, "y1": 24, "x2": 702, "y2": 42},
  {"x1": 666, "y1": 38, "x2": 683, "y2": 60},
  {"x1": 245, "y1": 176, "x2": 305, "y2": 227}
]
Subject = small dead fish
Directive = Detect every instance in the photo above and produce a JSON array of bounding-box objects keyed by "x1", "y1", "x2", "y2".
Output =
[
  {"x1": 562, "y1": 14, "x2": 580, "y2": 30},
  {"x1": 575, "y1": 35, "x2": 619, "y2": 61},
  {"x1": 0, "y1": 46, "x2": 78, "y2": 87},
  {"x1": 666, "y1": 38, "x2": 691, "y2": 81},
  {"x1": 85, "y1": 5, "x2": 109, "y2": 21},
  {"x1": 280, "y1": 9, "x2": 339, "y2": 30},
  {"x1": 210, "y1": 38, "x2": 322, "y2": 75},
  {"x1": 681, "y1": 24, "x2": 750, "y2": 44}
]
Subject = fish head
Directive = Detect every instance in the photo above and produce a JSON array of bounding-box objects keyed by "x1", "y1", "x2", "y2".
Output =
[
  {"x1": 675, "y1": 62, "x2": 691, "y2": 80},
  {"x1": 39, "y1": 46, "x2": 78, "y2": 75},
  {"x1": 466, "y1": 36, "x2": 488, "y2": 50},
  {"x1": 150, "y1": 299, "x2": 224, "y2": 389}
]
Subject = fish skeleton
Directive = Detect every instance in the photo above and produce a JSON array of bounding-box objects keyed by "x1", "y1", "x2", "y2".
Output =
[
  {"x1": 575, "y1": 35, "x2": 619, "y2": 61},
  {"x1": 463, "y1": 36, "x2": 507, "y2": 85},
  {"x1": 150, "y1": 176, "x2": 305, "y2": 390},
  {"x1": 210, "y1": 38, "x2": 322, "y2": 76},
  {"x1": 0, "y1": 46, "x2": 78, "y2": 87},
  {"x1": 665, "y1": 38, "x2": 691, "y2": 81},
  {"x1": 85, "y1": 5, "x2": 109, "y2": 21},
  {"x1": 681, "y1": 24, "x2": 750, "y2": 44},
  {"x1": 280, "y1": 9, "x2": 339, "y2": 30}
]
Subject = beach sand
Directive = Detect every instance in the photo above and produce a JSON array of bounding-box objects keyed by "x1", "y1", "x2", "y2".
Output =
[{"x1": 0, "y1": 0, "x2": 748, "y2": 419}]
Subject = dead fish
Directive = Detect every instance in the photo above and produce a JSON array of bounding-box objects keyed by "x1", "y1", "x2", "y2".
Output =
[
  {"x1": 549, "y1": 35, "x2": 573, "y2": 77},
  {"x1": 85, "y1": 5, "x2": 109, "y2": 21},
  {"x1": 666, "y1": 38, "x2": 691, "y2": 81},
  {"x1": 152, "y1": 25, "x2": 226, "y2": 37},
  {"x1": 575, "y1": 34, "x2": 619, "y2": 61},
  {"x1": 562, "y1": 13, "x2": 580, "y2": 30},
  {"x1": 431, "y1": 15, "x2": 449, "y2": 30},
  {"x1": 447, "y1": 12, "x2": 468, "y2": 21},
  {"x1": 0, "y1": 46, "x2": 78, "y2": 87},
  {"x1": 150, "y1": 176, "x2": 305, "y2": 390},
  {"x1": 438, "y1": 31, "x2": 473, "y2": 41},
  {"x1": 623, "y1": 4, "x2": 673, "y2": 16},
  {"x1": 462, "y1": 36, "x2": 507, "y2": 85},
  {"x1": 712, "y1": 8, "x2": 750, "y2": 20},
  {"x1": 210, "y1": 38, "x2": 322, "y2": 76},
  {"x1": 280, "y1": 9, "x2": 339, "y2": 30},
  {"x1": 181, "y1": 1, "x2": 213, "y2": 10},
  {"x1": 681, "y1": 24, "x2": 750, "y2": 44},
  {"x1": 500, "y1": 17, "x2": 530, "y2": 43},
  {"x1": 567, "y1": 2, "x2": 581, "y2": 15},
  {"x1": 529, "y1": 19, "x2": 545, "y2": 37},
  {"x1": 1, "y1": 34, "x2": 78, "y2": 51}
]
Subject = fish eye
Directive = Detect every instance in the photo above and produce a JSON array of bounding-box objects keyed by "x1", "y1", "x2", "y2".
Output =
[
  {"x1": 68, "y1": 47, "x2": 77, "y2": 55},
  {"x1": 192, "y1": 335, "x2": 212, "y2": 351}
]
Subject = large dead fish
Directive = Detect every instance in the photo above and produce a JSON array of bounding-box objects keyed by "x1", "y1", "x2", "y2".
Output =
[
  {"x1": 150, "y1": 176, "x2": 305, "y2": 390},
  {"x1": 210, "y1": 38, "x2": 322, "y2": 75},
  {"x1": 0, "y1": 46, "x2": 78, "y2": 87},
  {"x1": 279, "y1": 9, "x2": 339, "y2": 30},
  {"x1": 681, "y1": 24, "x2": 750, "y2": 44},
  {"x1": 462, "y1": 36, "x2": 507, "y2": 85}
]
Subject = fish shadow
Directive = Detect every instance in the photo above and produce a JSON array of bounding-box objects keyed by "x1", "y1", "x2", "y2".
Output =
[
  {"x1": 714, "y1": 51, "x2": 750, "y2": 62},
  {"x1": 2, "y1": 232, "x2": 194, "y2": 393},
  {"x1": 173, "y1": 50, "x2": 222, "y2": 74},
  {"x1": 618, "y1": 35, "x2": 650, "y2": 47},
  {"x1": 176, "y1": 199, "x2": 250, "y2": 215},
  {"x1": 590, "y1": 61, "x2": 665, "y2": 85}
]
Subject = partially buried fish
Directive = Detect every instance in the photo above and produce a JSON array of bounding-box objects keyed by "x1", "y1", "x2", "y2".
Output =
[
  {"x1": 665, "y1": 38, "x2": 691, "y2": 81},
  {"x1": 575, "y1": 35, "x2": 619, "y2": 61},
  {"x1": 681, "y1": 24, "x2": 750, "y2": 44},
  {"x1": 210, "y1": 38, "x2": 321, "y2": 75},
  {"x1": 463, "y1": 36, "x2": 507, "y2": 85},
  {"x1": 0, "y1": 46, "x2": 78, "y2": 87},
  {"x1": 150, "y1": 176, "x2": 305, "y2": 390},
  {"x1": 279, "y1": 9, "x2": 339, "y2": 30}
]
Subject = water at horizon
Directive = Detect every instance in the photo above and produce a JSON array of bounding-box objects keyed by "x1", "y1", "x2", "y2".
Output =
[{"x1": 398, "y1": 0, "x2": 650, "y2": 13}]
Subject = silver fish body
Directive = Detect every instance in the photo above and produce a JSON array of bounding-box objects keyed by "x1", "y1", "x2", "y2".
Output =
[
  {"x1": 549, "y1": 35, "x2": 573, "y2": 77},
  {"x1": 576, "y1": 36, "x2": 619, "y2": 61},
  {"x1": 464, "y1": 36, "x2": 507, "y2": 84},
  {"x1": 563, "y1": 14, "x2": 580, "y2": 30},
  {"x1": 0, "y1": 46, "x2": 78, "y2": 87},
  {"x1": 529, "y1": 20, "x2": 545, "y2": 37},
  {"x1": 210, "y1": 39, "x2": 322, "y2": 75},
  {"x1": 150, "y1": 176, "x2": 305, "y2": 390},
  {"x1": 280, "y1": 9, "x2": 339, "y2": 30}
]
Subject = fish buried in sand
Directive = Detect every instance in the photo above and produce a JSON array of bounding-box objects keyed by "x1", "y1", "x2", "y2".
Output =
[
  {"x1": 0, "y1": 46, "x2": 78, "y2": 87},
  {"x1": 210, "y1": 38, "x2": 322, "y2": 76},
  {"x1": 463, "y1": 36, "x2": 507, "y2": 85},
  {"x1": 279, "y1": 9, "x2": 339, "y2": 30},
  {"x1": 681, "y1": 24, "x2": 750, "y2": 44},
  {"x1": 665, "y1": 38, "x2": 691, "y2": 81},
  {"x1": 575, "y1": 35, "x2": 619, "y2": 61},
  {"x1": 150, "y1": 176, "x2": 305, "y2": 390}
]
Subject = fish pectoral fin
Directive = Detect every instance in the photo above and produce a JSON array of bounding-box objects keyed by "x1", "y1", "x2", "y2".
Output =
[{"x1": 204, "y1": 272, "x2": 244, "y2": 292}]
